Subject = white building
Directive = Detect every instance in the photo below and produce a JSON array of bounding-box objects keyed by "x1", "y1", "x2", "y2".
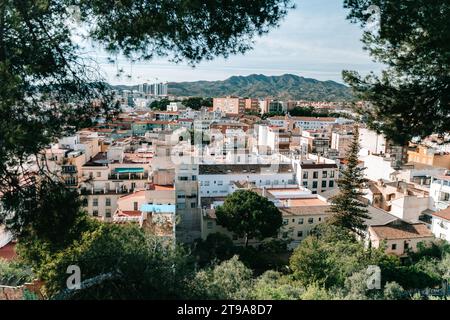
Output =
[
  {"x1": 291, "y1": 155, "x2": 338, "y2": 194},
  {"x1": 431, "y1": 208, "x2": 450, "y2": 242},
  {"x1": 198, "y1": 163, "x2": 297, "y2": 198},
  {"x1": 430, "y1": 174, "x2": 450, "y2": 210}
]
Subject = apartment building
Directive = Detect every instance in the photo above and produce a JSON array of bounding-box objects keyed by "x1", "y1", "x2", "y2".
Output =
[
  {"x1": 331, "y1": 131, "x2": 354, "y2": 157},
  {"x1": 291, "y1": 155, "x2": 338, "y2": 194},
  {"x1": 245, "y1": 98, "x2": 260, "y2": 113},
  {"x1": 359, "y1": 128, "x2": 408, "y2": 170},
  {"x1": 430, "y1": 173, "x2": 450, "y2": 211},
  {"x1": 198, "y1": 163, "x2": 297, "y2": 198},
  {"x1": 300, "y1": 130, "x2": 331, "y2": 155},
  {"x1": 363, "y1": 180, "x2": 430, "y2": 222},
  {"x1": 431, "y1": 208, "x2": 450, "y2": 242},
  {"x1": 407, "y1": 145, "x2": 450, "y2": 170},
  {"x1": 113, "y1": 186, "x2": 176, "y2": 239},
  {"x1": 256, "y1": 125, "x2": 291, "y2": 155},
  {"x1": 213, "y1": 97, "x2": 246, "y2": 115},
  {"x1": 80, "y1": 141, "x2": 155, "y2": 219},
  {"x1": 259, "y1": 98, "x2": 285, "y2": 114},
  {"x1": 268, "y1": 115, "x2": 350, "y2": 131}
]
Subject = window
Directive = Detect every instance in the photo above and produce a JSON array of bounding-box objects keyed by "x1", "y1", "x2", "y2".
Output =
[
  {"x1": 321, "y1": 181, "x2": 327, "y2": 188},
  {"x1": 313, "y1": 171, "x2": 318, "y2": 179},
  {"x1": 312, "y1": 181, "x2": 318, "y2": 189},
  {"x1": 96, "y1": 172, "x2": 101, "y2": 178},
  {"x1": 105, "y1": 198, "x2": 111, "y2": 206},
  {"x1": 192, "y1": 175, "x2": 197, "y2": 181},
  {"x1": 105, "y1": 209, "x2": 111, "y2": 218},
  {"x1": 330, "y1": 171, "x2": 335, "y2": 178},
  {"x1": 292, "y1": 219, "x2": 295, "y2": 223},
  {"x1": 303, "y1": 181, "x2": 308, "y2": 187},
  {"x1": 298, "y1": 218, "x2": 304, "y2": 224},
  {"x1": 207, "y1": 221, "x2": 213, "y2": 229},
  {"x1": 191, "y1": 202, "x2": 196, "y2": 208},
  {"x1": 297, "y1": 231, "x2": 303, "y2": 238},
  {"x1": 308, "y1": 218, "x2": 314, "y2": 224},
  {"x1": 283, "y1": 219, "x2": 289, "y2": 225},
  {"x1": 204, "y1": 181, "x2": 210, "y2": 186},
  {"x1": 133, "y1": 202, "x2": 138, "y2": 211},
  {"x1": 179, "y1": 176, "x2": 188, "y2": 181},
  {"x1": 318, "y1": 217, "x2": 322, "y2": 222},
  {"x1": 391, "y1": 244, "x2": 397, "y2": 250},
  {"x1": 92, "y1": 210, "x2": 98, "y2": 217},
  {"x1": 303, "y1": 171, "x2": 308, "y2": 179},
  {"x1": 82, "y1": 198, "x2": 88, "y2": 207},
  {"x1": 178, "y1": 203, "x2": 186, "y2": 209},
  {"x1": 93, "y1": 198, "x2": 98, "y2": 207},
  {"x1": 217, "y1": 181, "x2": 223, "y2": 186},
  {"x1": 322, "y1": 171, "x2": 327, "y2": 178},
  {"x1": 404, "y1": 242, "x2": 409, "y2": 250},
  {"x1": 64, "y1": 177, "x2": 76, "y2": 186},
  {"x1": 329, "y1": 181, "x2": 334, "y2": 188}
]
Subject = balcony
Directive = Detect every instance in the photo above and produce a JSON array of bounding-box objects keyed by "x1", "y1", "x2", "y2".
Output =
[
  {"x1": 108, "y1": 173, "x2": 149, "y2": 180},
  {"x1": 62, "y1": 166, "x2": 77, "y2": 174},
  {"x1": 80, "y1": 188, "x2": 130, "y2": 195}
]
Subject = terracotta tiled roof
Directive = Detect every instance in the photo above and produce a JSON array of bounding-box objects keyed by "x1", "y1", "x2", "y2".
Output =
[
  {"x1": 280, "y1": 205, "x2": 330, "y2": 216},
  {"x1": 118, "y1": 210, "x2": 142, "y2": 217},
  {"x1": 0, "y1": 242, "x2": 17, "y2": 260},
  {"x1": 370, "y1": 221, "x2": 433, "y2": 240},
  {"x1": 432, "y1": 207, "x2": 450, "y2": 221}
]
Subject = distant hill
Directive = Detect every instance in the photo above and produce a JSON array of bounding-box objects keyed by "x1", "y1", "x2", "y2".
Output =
[{"x1": 111, "y1": 74, "x2": 354, "y2": 101}]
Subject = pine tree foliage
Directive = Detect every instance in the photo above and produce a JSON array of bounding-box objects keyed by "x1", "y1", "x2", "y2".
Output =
[{"x1": 328, "y1": 126, "x2": 370, "y2": 235}]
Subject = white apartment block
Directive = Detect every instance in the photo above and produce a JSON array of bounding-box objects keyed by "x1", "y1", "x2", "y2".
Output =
[
  {"x1": 291, "y1": 155, "x2": 338, "y2": 194},
  {"x1": 431, "y1": 208, "x2": 450, "y2": 242},
  {"x1": 198, "y1": 163, "x2": 297, "y2": 198},
  {"x1": 430, "y1": 174, "x2": 450, "y2": 211}
]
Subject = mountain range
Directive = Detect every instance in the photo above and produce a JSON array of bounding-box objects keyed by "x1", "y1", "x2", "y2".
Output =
[{"x1": 112, "y1": 74, "x2": 354, "y2": 101}]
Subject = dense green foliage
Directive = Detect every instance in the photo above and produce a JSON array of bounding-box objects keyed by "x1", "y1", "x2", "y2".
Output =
[
  {"x1": 343, "y1": 0, "x2": 450, "y2": 144},
  {"x1": 0, "y1": 259, "x2": 34, "y2": 286},
  {"x1": 193, "y1": 233, "x2": 289, "y2": 274},
  {"x1": 215, "y1": 190, "x2": 283, "y2": 247},
  {"x1": 289, "y1": 224, "x2": 450, "y2": 298},
  {"x1": 289, "y1": 106, "x2": 342, "y2": 118},
  {"x1": 183, "y1": 97, "x2": 212, "y2": 110},
  {"x1": 328, "y1": 126, "x2": 370, "y2": 235},
  {"x1": 149, "y1": 98, "x2": 171, "y2": 110},
  {"x1": 168, "y1": 74, "x2": 354, "y2": 101}
]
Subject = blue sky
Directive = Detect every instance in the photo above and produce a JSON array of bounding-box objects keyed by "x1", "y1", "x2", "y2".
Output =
[{"x1": 92, "y1": 0, "x2": 382, "y2": 84}]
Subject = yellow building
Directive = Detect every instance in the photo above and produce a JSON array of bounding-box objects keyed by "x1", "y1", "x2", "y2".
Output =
[{"x1": 407, "y1": 145, "x2": 450, "y2": 169}]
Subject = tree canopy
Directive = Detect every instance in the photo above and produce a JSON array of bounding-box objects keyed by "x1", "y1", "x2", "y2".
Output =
[
  {"x1": 215, "y1": 190, "x2": 283, "y2": 247},
  {"x1": 343, "y1": 0, "x2": 450, "y2": 144}
]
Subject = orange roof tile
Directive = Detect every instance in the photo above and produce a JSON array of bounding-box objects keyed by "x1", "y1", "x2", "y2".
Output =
[
  {"x1": 432, "y1": 207, "x2": 450, "y2": 221},
  {"x1": 370, "y1": 221, "x2": 433, "y2": 240}
]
